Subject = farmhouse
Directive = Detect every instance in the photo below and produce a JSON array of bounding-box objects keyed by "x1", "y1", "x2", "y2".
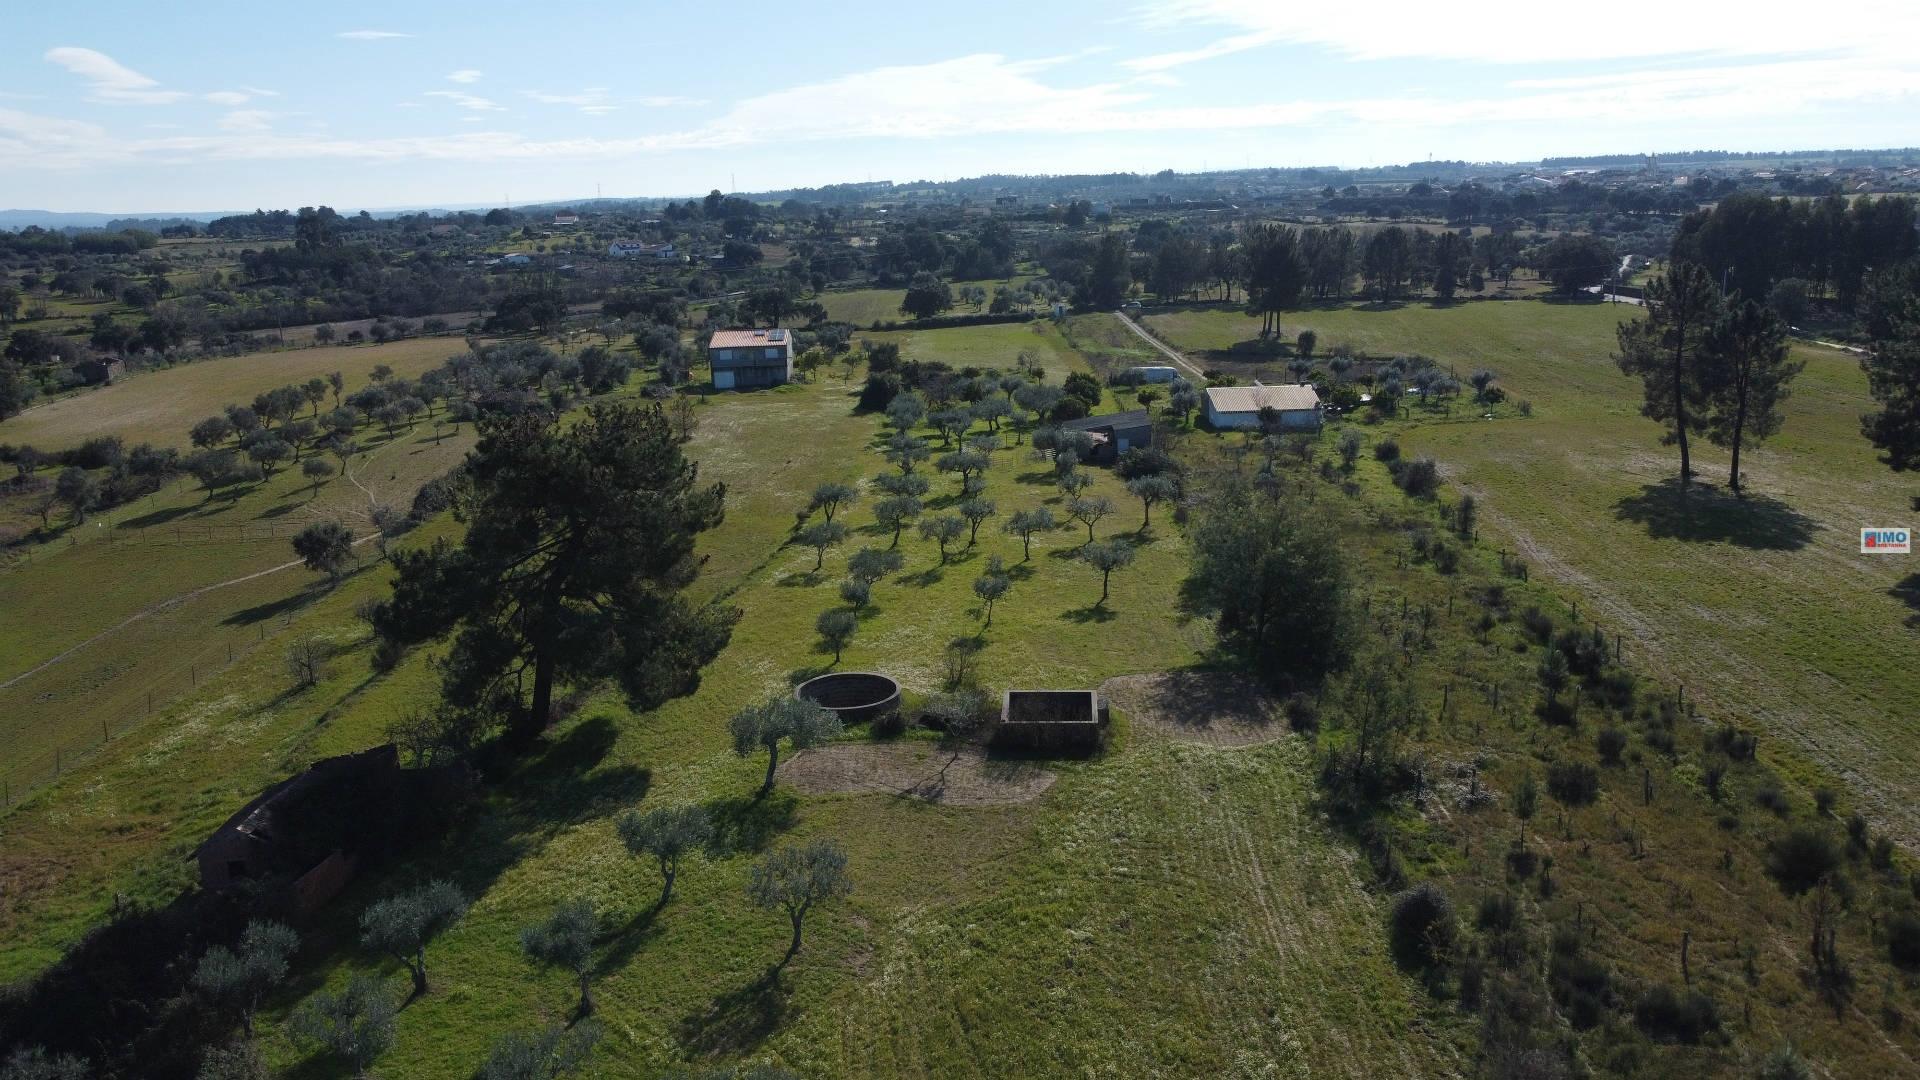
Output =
[
  {"x1": 1204, "y1": 384, "x2": 1322, "y2": 431},
  {"x1": 708, "y1": 328, "x2": 793, "y2": 390},
  {"x1": 1121, "y1": 365, "x2": 1179, "y2": 384},
  {"x1": 552, "y1": 212, "x2": 580, "y2": 227},
  {"x1": 1058, "y1": 408, "x2": 1153, "y2": 465},
  {"x1": 71, "y1": 357, "x2": 125, "y2": 386}
]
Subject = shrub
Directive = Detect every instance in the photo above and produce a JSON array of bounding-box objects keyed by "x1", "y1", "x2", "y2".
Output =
[
  {"x1": 1373, "y1": 438, "x2": 1401, "y2": 462},
  {"x1": 1632, "y1": 984, "x2": 1720, "y2": 1044},
  {"x1": 1596, "y1": 727, "x2": 1627, "y2": 765},
  {"x1": 1519, "y1": 606, "x2": 1553, "y2": 645},
  {"x1": 1430, "y1": 542, "x2": 1459, "y2": 574},
  {"x1": 1754, "y1": 784, "x2": 1790, "y2": 816},
  {"x1": 1476, "y1": 892, "x2": 1518, "y2": 931},
  {"x1": 1393, "y1": 457, "x2": 1440, "y2": 499},
  {"x1": 1766, "y1": 826, "x2": 1842, "y2": 895},
  {"x1": 1546, "y1": 761, "x2": 1599, "y2": 806},
  {"x1": 1549, "y1": 929, "x2": 1613, "y2": 1030},
  {"x1": 1283, "y1": 692, "x2": 1319, "y2": 733},
  {"x1": 1388, "y1": 881, "x2": 1456, "y2": 971},
  {"x1": 1888, "y1": 910, "x2": 1920, "y2": 969}
]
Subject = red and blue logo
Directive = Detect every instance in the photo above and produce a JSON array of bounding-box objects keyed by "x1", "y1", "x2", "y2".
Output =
[{"x1": 1860, "y1": 528, "x2": 1912, "y2": 554}]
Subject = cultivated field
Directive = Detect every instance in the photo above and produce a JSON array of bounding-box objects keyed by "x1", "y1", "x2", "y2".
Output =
[{"x1": 820, "y1": 276, "x2": 1032, "y2": 327}]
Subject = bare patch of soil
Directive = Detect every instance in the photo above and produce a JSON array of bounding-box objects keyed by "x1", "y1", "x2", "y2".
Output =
[
  {"x1": 1101, "y1": 671, "x2": 1287, "y2": 747},
  {"x1": 780, "y1": 742, "x2": 1055, "y2": 806}
]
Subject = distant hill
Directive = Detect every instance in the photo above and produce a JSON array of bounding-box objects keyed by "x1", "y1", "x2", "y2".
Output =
[{"x1": 0, "y1": 208, "x2": 232, "y2": 230}]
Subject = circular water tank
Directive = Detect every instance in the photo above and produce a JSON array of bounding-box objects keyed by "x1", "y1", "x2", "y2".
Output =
[{"x1": 794, "y1": 672, "x2": 902, "y2": 725}]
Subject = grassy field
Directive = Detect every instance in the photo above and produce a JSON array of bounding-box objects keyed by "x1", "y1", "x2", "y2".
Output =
[
  {"x1": 9, "y1": 308, "x2": 1920, "y2": 1078},
  {"x1": 1146, "y1": 300, "x2": 1920, "y2": 844},
  {"x1": 821, "y1": 277, "x2": 1031, "y2": 327},
  {"x1": 0, "y1": 337, "x2": 463, "y2": 452},
  {"x1": 0, "y1": 354, "x2": 1471, "y2": 1076}
]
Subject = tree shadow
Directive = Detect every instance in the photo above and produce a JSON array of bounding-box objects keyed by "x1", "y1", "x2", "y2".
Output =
[
  {"x1": 504, "y1": 716, "x2": 653, "y2": 827},
  {"x1": 905, "y1": 566, "x2": 946, "y2": 587},
  {"x1": 675, "y1": 967, "x2": 792, "y2": 1058},
  {"x1": 703, "y1": 791, "x2": 798, "y2": 855},
  {"x1": 1891, "y1": 573, "x2": 1920, "y2": 630},
  {"x1": 1612, "y1": 478, "x2": 1815, "y2": 550},
  {"x1": 256, "y1": 501, "x2": 301, "y2": 520},
  {"x1": 1060, "y1": 604, "x2": 1117, "y2": 624},
  {"x1": 117, "y1": 503, "x2": 198, "y2": 530},
  {"x1": 222, "y1": 588, "x2": 314, "y2": 626},
  {"x1": 775, "y1": 570, "x2": 823, "y2": 588},
  {"x1": 1015, "y1": 470, "x2": 1055, "y2": 486},
  {"x1": 1005, "y1": 563, "x2": 1037, "y2": 581}
]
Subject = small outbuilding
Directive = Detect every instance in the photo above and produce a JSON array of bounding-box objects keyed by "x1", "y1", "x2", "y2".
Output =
[
  {"x1": 193, "y1": 745, "x2": 402, "y2": 913},
  {"x1": 1058, "y1": 408, "x2": 1152, "y2": 465},
  {"x1": 1203, "y1": 383, "x2": 1322, "y2": 431},
  {"x1": 993, "y1": 690, "x2": 1109, "y2": 752}
]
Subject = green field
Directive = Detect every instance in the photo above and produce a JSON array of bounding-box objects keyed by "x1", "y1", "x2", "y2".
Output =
[
  {"x1": 1146, "y1": 301, "x2": 1920, "y2": 843},
  {"x1": 7, "y1": 309, "x2": 1920, "y2": 1077},
  {"x1": 821, "y1": 277, "x2": 1031, "y2": 327},
  {"x1": 0, "y1": 355, "x2": 1473, "y2": 1076},
  {"x1": 0, "y1": 337, "x2": 463, "y2": 452}
]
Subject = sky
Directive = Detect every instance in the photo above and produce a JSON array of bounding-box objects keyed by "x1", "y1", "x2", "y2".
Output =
[{"x1": 3, "y1": 0, "x2": 1919, "y2": 214}]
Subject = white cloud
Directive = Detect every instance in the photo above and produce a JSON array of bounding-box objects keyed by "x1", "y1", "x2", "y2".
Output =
[
  {"x1": 5, "y1": 48, "x2": 1918, "y2": 174},
  {"x1": 204, "y1": 90, "x2": 251, "y2": 106},
  {"x1": 44, "y1": 46, "x2": 188, "y2": 105},
  {"x1": 447, "y1": 69, "x2": 483, "y2": 84},
  {"x1": 241, "y1": 86, "x2": 280, "y2": 98},
  {"x1": 337, "y1": 30, "x2": 410, "y2": 40},
  {"x1": 635, "y1": 95, "x2": 705, "y2": 107},
  {"x1": 424, "y1": 90, "x2": 503, "y2": 112},
  {"x1": 1127, "y1": 0, "x2": 1920, "y2": 67},
  {"x1": 217, "y1": 109, "x2": 274, "y2": 132}
]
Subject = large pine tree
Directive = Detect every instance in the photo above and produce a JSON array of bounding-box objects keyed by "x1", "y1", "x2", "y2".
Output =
[
  {"x1": 374, "y1": 402, "x2": 734, "y2": 745},
  {"x1": 1614, "y1": 261, "x2": 1723, "y2": 484},
  {"x1": 1702, "y1": 299, "x2": 1802, "y2": 493}
]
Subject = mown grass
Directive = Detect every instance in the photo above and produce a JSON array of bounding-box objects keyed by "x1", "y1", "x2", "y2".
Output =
[{"x1": 1147, "y1": 301, "x2": 1920, "y2": 846}]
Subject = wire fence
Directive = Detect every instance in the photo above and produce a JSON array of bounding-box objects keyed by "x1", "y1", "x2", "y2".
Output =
[{"x1": 0, "y1": 596, "x2": 307, "y2": 811}]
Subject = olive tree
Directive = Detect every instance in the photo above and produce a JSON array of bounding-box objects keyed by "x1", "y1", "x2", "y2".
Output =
[
  {"x1": 290, "y1": 973, "x2": 396, "y2": 1077},
  {"x1": 1126, "y1": 474, "x2": 1178, "y2": 529},
  {"x1": 521, "y1": 899, "x2": 600, "y2": 1017},
  {"x1": 918, "y1": 514, "x2": 966, "y2": 563},
  {"x1": 797, "y1": 520, "x2": 849, "y2": 571},
  {"x1": 815, "y1": 608, "x2": 857, "y2": 663},
  {"x1": 359, "y1": 881, "x2": 469, "y2": 998},
  {"x1": 192, "y1": 921, "x2": 299, "y2": 1037},
  {"x1": 748, "y1": 839, "x2": 853, "y2": 969},
  {"x1": 1080, "y1": 539, "x2": 1136, "y2": 605},
  {"x1": 1066, "y1": 495, "x2": 1115, "y2": 544},
  {"x1": 805, "y1": 482, "x2": 857, "y2": 523},
  {"x1": 617, "y1": 805, "x2": 713, "y2": 911},
  {"x1": 973, "y1": 571, "x2": 1012, "y2": 628},
  {"x1": 1003, "y1": 508, "x2": 1056, "y2": 560},
  {"x1": 479, "y1": 1021, "x2": 604, "y2": 1080},
  {"x1": 730, "y1": 696, "x2": 843, "y2": 800}
]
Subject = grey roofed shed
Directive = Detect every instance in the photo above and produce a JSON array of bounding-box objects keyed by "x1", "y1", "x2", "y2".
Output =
[{"x1": 1057, "y1": 409, "x2": 1152, "y2": 465}]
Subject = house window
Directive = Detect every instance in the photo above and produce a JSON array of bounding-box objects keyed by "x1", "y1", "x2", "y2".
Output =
[{"x1": 764, "y1": 348, "x2": 780, "y2": 359}]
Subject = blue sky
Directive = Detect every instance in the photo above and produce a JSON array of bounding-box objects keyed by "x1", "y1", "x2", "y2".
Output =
[{"x1": 3, "y1": 0, "x2": 1918, "y2": 213}]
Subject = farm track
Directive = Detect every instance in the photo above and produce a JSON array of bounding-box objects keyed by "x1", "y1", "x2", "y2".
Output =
[
  {"x1": 0, "y1": 438, "x2": 407, "y2": 692},
  {"x1": 1113, "y1": 310, "x2": 1209, "y2": 381}
]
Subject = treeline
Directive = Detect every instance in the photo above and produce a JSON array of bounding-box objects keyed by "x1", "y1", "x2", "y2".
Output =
[
  {"x1": 1672, "y1": 192, "x2": 1918, "y2": 307},
  {"x1": 0, "y1": 228, "x2": 159, "y2": 257}
]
